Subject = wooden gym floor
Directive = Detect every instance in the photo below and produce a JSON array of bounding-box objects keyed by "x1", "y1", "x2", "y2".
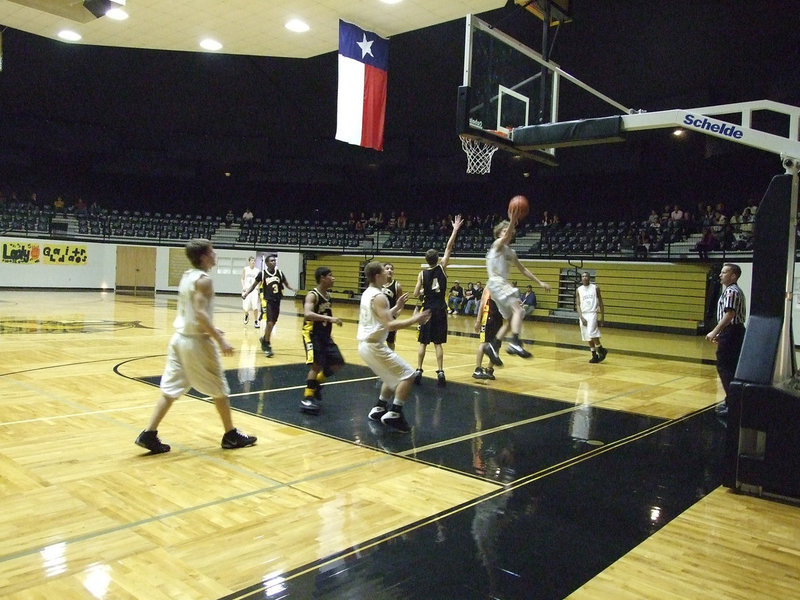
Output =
[{"x1": 1, "y1": 291, "x2": 798, "y2": 599}]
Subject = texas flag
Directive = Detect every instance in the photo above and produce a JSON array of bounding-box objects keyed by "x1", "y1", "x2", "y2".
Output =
[{"x1": 335, "y1": 20, "x2": 389, "y2": 151}]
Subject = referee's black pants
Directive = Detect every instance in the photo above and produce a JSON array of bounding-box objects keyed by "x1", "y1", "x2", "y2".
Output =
[{"x1": 716, "y1": 323, "x2": 745, "y2": 398}]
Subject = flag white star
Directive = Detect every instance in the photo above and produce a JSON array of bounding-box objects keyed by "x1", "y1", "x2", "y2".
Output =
[{"x1": 356, "y1": 33, "x2": 374, "y2": 59}]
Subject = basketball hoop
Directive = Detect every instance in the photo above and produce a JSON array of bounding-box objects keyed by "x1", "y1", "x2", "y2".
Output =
[{"x1": 460, "y1": 135, "x2": 499, "y2": 175}]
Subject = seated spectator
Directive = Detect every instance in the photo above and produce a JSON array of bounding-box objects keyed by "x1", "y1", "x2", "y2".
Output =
[
  {"x1": 695, "y1": 227, "x2": 718, "y2": 259},
  {"x1": 225, "y1": 209, "x2": 235, "y2": 227},
  {"x1": 522, "y1": 285, "x2": 537, "y2": 318},
  {"x1": 242, "y1": 208, "x2": 254, "y2": 223},
  {"x1": 396, "y1": 211, "x2": 407, "y2": 229},
  {"x1": 464, "y1": 281, "x2": 483, "y2": 315},
  {"x1": 447, "y1": 281, "x2": 464, "y2": 314},
  {"x1": 461, "y1": 283, "x2": 475, "y2": 315},
  {"x1": 53, "y1": 196, "x2": 65, "y2": 214},
  {"x1": 74, "y1": 197, "x2": 88, "y2": 215}
]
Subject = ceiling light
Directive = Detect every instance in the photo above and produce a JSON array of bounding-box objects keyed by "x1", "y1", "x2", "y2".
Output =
[
  {"x1": 83, "y1": 0, "x2": 126, "y2": 19},
  {"x1": 199, "y1": 38, "x2": 223, "y2": 51},
  {"x1": 105, "y1": 7, "x2": 128, "y2": 20},
  {"x1": 58, "y1": 30, "x2": 82, "y2": 42},
  {"x1": 285, "y1": 19, "x2": 310, "y2": 33},
  {"x1": 672, "y1": 129, "x2": 685, "y2": 137}
]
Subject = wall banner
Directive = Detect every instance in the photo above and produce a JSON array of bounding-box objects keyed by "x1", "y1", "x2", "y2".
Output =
[{"x1": 1, "y1": 242, "x2": 88, "y2": 265}]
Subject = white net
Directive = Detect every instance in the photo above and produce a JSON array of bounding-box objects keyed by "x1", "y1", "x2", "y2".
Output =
[{"x1": 460, "y1": 135, "x2": 499, "y2": 174}]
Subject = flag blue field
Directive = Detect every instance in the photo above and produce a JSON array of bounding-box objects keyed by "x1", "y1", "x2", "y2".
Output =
[{"x1": 335, "y1": 20, "x2": 389, "y2": 151}]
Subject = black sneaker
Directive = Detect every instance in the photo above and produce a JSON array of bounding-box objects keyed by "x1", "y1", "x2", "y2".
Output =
[
  {"x1": 598, "y1": 347, "x2": 607, "y2": 362},
  {"x1": 264, "y1": 343, "x2": 274, "y2": 358},
  {"x1": 485, "y1": 367, "x2": 496, "y2": 380},
  {"x1": 300, "y1": 397, "x2": 320, "y2": 414},
  {"x1": 414, "y1": 369, "x2": 423, "y2": 385},
  {"x1": 381, "y1": 410, "x2": 411, "y2": 433},
  {"x1": 368, "y1": 404, "x2": 387, "y2": 421},
  {"x1": 437, "y1": 370, "x2": 446, "y2": 387},
  {"x1": 260, "y1": 337, "x2": 269, "y2": 352},
  {"x1": 135, "y1": 430, "x2": 171, "y2": 454},
  {"x1": 472, "y1": 367, "x2": 490, "y2": 380},
  {"x1": 589, "y1": 354, "x2": 600, "y2": 363},
  {"x1": 243, "y1": 314, "x2": 249, "y2": 325},
  {"x1": 506, "y1": 342, "x2": 532, "y2": 358},
  {"x1": 221, "y1": 428, "x2": 257, "y2": 449},
  {"x1": 485, "y1": 342, "x2": 503, "y2": 366}
]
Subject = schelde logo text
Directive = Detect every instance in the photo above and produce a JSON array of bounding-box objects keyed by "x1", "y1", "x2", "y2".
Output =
[{"x1": 683, "y1": 114, "x2": 744, "y2": 139}]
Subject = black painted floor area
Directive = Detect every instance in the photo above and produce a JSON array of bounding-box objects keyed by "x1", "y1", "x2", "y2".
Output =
[{"x1": 141, "y1": 364, "x2": 725, "y2": 600}]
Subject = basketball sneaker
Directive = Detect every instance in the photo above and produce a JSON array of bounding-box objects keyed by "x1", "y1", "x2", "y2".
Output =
[
  {"x1": 254, "y1": 321, "x2": 260, "y2": 329},
  {"x1": 243, "y1": 314, "x2": 248, "y2": 325},
  {"x1": 485, "y1": 341, "x2": 503, "y2": 366},
  {"x1": 264, "y1": 342, "x2": 274, "y2": 358},
  {"x1": 221, "y1": 428, "x2": 257, "y2": 449},
  {"x1": 437, "y1": 370, "x2": 446, "y2": 387},
  {"x1": 485, "y1": 367, "x2": 496, "y2": 380},
  {"x1": 472, "y1": 367, "x2": 490, "y2": 380},
  {"x1": 300, "y1": 398, "x2": 320, "y2": 414},
  {"x1": 381, "y1": 410, "x2": 411, "y2": 433},
  {"x1": 135, "y1": 430, "x2": 170, "y2": 454},
  {"x1": 506, "y1": 342, "x2": 532, "y2": 358},
  {"x1": 368, "y1": 402, "x2": 387, "y2": 421},
  {"x1": 414, "y1": 369, "x2": 423, "y2": 385},
  {"x1": 589, "y1": 354, "x2": 600, "y2": 363},
  {"x1": 598, "y1": 347, "x2": 608, "y2": 362}
]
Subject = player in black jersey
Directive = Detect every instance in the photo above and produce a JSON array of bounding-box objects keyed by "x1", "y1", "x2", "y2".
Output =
[
  {"x1": 300, "y1": 266, "x2": 344, "y2": 414},
  {"x1": 381, "y1": 262, "x2": 403, "y2": 350},
  {"x1": 412, "y1": 215, "x2": 463, "y2": 387},
  {"x1": 241, "y1": 253, "x2": 295, "y2": 357}
]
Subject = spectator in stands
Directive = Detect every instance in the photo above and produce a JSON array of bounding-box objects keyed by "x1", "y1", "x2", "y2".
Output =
[
  {"x1": 53, "y1": 196, "x2": 65, "y2": 214},
  {"x1": 461, "y1": 283, "x2": 475, "y2": 315},
  {"x1": 551, "y1": 213, "x2": 561, "y2": 227},
  {"x1": 387, "y1": 212, "x2": 397, "y2": 230},
  {"x1": 740, "y1": 207, "x2": 755, "y2": 234},
  {"x1": 464, "y1": 281, "x2": 483, "y2": 315},
  {"x1": 521, "y1": 285, "x2": 537, "y2": 319},
  {"x1": 695, "y1": 227, "x2": 718, "y2": 259},
  {"x1": 225, "y1": 209, "x2": 235, "y2": 227},
  {"x1": 669, "y1": 204, "x2": 684, "y2": 238},
  {"x1": 89, "y1": 200, "x2": 102, "y2": 215},
  {"x1": 74, "y1": 197, "x2": 88, "y2": 215},
  {"x1": 448, "y1": 280, "x2": 465, "y2": 314},
  {"x1": 635, "y1": 229, "x2": 651, "y2": 258},
  {"x1": 396, "y1": 211, "x2": 408, "y2": 229},
  {"x1": 242, "y1": 208, "x2": 254, "y2": 223},
  {"x1": 540, "y1": 211, "x2": 552, "y2": 227}
]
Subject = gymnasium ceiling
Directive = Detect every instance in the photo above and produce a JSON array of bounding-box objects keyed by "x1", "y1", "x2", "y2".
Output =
[{"x1": 0, "y1": 0, "x2": 506, "y2": 58}]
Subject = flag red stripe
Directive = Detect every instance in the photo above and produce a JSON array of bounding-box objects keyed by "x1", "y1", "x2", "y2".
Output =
[{"x1": 361, "y1": 64, "x2": 387, "y2": 151}]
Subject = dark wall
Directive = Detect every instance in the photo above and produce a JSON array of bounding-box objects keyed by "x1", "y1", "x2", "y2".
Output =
[{"x1": 1, "y1": 2, "x2": 797, "y2": 222}]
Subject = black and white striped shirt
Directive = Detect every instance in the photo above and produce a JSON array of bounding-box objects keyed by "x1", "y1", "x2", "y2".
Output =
[{"x1": 716, "y1": 283, "x2": 746, "y2": 325}]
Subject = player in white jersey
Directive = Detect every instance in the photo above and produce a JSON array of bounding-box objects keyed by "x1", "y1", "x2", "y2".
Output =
[
  {"x1": 485, "y1": 203, "x2": 551, "y2": 362},
  {"x1": 358, "y1": 261, "x2": 431, "y2": 433},
  {"x1": 575, "y1": 272, "x2": 607, "y2": 363},
  {"x1": 135, "y1": 239, "x2": 257, "y2": 454},
  {"x1": 240, "y1": 256, "x2": 260, "y2": 327}
]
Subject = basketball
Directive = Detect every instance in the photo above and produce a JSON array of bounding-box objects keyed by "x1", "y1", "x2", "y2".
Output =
[{"x1": 508, "y1": 195, "x2": 530, "y2": 220}]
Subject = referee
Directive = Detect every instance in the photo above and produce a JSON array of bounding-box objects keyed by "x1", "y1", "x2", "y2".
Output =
[{"x1": 705, "y1": 263, "x2": 747, "y2": 417}]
